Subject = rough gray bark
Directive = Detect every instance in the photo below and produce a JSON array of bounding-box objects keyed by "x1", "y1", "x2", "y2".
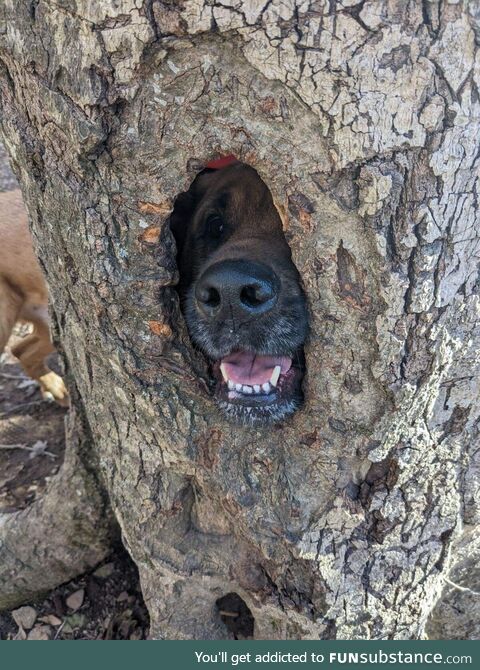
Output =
[
  {"x1": 0, "y1": 0, "x2": 479, "y2": 639},
  {"x1": 0, "y1": 407, "x2": 114, "y2": 610},
  {"x1": 427, "y1": 526, "x2": 480, "y2": 640}
]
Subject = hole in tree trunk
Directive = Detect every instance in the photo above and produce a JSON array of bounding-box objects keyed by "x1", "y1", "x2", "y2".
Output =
[
  {"x1": 215, "y1": 592, "x2": 255, "y2": 639},
  {"x1": 168, "y1": 156, "x2": 309, "y2": 427}
]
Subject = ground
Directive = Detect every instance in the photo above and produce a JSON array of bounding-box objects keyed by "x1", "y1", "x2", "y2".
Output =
[
  {"x1": 0, "y1": 330, "x2": 66, "y2": 512},
  {"x1": 0, "y1": 333, "x2": 150, "y2": 640},
  {"x1": 0, "y1": 145, "x2": 149, "y2": 640}
]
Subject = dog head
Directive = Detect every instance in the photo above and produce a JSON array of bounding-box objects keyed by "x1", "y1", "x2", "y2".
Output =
[{"x1": 170, "y1": 161, "x2": 308, "y2": 425}]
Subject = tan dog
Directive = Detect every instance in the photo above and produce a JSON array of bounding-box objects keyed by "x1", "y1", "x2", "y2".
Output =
[{"x1": 0, "y1": 189, "x2": 69, "y2": 406}]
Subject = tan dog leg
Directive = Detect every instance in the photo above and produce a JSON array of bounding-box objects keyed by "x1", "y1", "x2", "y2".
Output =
[
  {"x1": 0, "y1": 281, "x2": 21, "y2": 356},
  {"x1": 11, "y1": 319, "x2": 69, "y2": 407},
  {"x1": 1, "y1": 190, "x2": 68, "y2": 407}
]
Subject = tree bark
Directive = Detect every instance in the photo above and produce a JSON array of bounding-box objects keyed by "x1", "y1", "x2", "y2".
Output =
[
  {"x1": 0, "y1": 407, "x2": 115, "y2": 610},
  {"x1": 0, "y1": 0, "x2": 479, "y2": 639}
]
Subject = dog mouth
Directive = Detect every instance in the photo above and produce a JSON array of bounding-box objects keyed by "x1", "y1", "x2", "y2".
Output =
[{"x1": 211, "y1": 350, "x2": 302, "y2": 424}]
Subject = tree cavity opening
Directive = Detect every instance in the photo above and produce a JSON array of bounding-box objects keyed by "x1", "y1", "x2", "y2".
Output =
[
  {"x1": 216, "y1": 592, "x2": 255, "y2": 639},
  {"x1": 168, "y1": 156, "x2": 308, "y2": 427}
]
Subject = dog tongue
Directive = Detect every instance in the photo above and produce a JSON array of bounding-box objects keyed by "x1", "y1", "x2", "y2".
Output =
[{"x1": 220, "y1": 351, "x2": 292, "y2": 385}]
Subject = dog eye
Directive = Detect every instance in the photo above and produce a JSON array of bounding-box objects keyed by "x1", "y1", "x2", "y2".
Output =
[{"x1": 204, "y1": 214, "x2": 224, "y2": 240}]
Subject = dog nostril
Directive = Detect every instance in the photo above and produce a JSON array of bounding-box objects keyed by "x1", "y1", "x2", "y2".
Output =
[
  {"x1": 196, "y1": 261, "x2": 279, "y2": 318},
  {"x1": 198, "y1": 285, "x2": 221, "y2": 309},
  {"x1": 240, "y1": 283, "x2": 274, "y2": 309}
]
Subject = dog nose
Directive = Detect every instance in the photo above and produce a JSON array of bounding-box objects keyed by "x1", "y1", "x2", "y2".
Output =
[{"x1": 195, "y1": 260, "x2": 278, "y2": 319}]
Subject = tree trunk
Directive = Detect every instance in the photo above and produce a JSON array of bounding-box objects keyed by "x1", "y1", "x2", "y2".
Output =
[{"x1": 1, "y1": 0, "x2": 479, "y2": 640}]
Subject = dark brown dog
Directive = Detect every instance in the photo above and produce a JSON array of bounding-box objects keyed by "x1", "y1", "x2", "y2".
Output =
[
  {"x1": 170, "y1": 161, "x2": 308, "y2": 425},
  {"x1": 0, "y1": 189, "x2": 69, "y2": 406}
]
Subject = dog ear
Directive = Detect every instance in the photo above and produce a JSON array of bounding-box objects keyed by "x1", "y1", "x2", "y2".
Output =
[{"x1": 169, "y1": 169, "x2": 219, "y2": 254}]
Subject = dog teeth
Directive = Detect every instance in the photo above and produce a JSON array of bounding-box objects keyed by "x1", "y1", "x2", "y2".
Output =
[
  {"x1": 222, "y1": 373, "x2": 274, "y2": 396},
  {"x1": 270, "y1": 365, "x2": 281, "y2": 387},
  {"x1": 220, "y1": 363, "x2": 228, "y2": 382}
]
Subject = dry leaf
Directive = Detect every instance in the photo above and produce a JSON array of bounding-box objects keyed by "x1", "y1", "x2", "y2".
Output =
[
  {"x1": 39, "y1": 614, "x2": 62, "y2": 626},
  {"x1": 14, "y1": 625, "x2": 27, "y2": 640},
  {"x1": 93, "y1": 562, "x2": 114, "y2": 579},
  {"x1": 12, "y1": 605, "x2": 37, "y2": 630},
  {"x1": 27, "y1": 625, "x2": 52, "y2": 640},
  {"x1": 66, "y1": 588, "x2": 85, "y2": 610},
  {"x1": 62, "y1": 613, "x2": 86, "y2": 633}
]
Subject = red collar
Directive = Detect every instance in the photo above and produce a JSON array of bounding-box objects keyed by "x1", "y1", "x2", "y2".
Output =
[{"x1": 205, "y1": 154, "x2": 238, "y2": 170}]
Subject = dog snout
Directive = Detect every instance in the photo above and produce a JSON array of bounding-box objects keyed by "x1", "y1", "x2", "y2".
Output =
[{"x1": 195, "y1": 259, "x2": 279, "y2": 320}]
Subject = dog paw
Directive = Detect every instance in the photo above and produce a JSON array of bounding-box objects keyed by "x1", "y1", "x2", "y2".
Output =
[{"x1": 39, "y1": 372, "x2": 70, "y2": 407}]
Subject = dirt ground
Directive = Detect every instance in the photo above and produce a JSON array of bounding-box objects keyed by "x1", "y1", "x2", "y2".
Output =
[
  {"x1": 0, "y1": 145, "x2": 149, "y2": 639},
  {"x1": 0, "y1": 334, "x2": 150, "y2": 640},
  {"x1": 0, "y1": 330, "x2": 67, "y2": 512}
]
